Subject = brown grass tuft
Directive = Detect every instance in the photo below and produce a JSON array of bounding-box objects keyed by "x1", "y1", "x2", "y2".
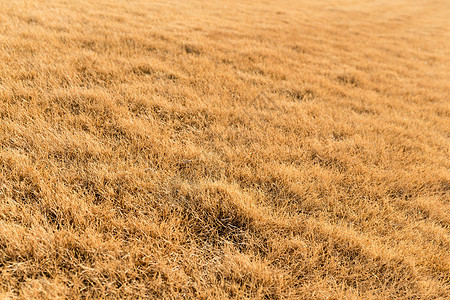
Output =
[{"x1": 0, "y1": 0, "x2": 449, "y2": 298}]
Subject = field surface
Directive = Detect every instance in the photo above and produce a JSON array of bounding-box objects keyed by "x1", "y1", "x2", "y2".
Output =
[{"x1": 0, "y1": 0, "x2": 449, "y2": 298}]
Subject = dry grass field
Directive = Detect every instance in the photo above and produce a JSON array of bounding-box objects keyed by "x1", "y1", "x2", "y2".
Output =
[{"x1": 0, "y1": 0, "x2": 449, "y2": 298}]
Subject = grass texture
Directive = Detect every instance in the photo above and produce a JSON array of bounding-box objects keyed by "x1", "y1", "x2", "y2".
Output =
[{"x1": 0, "y1": 0, "x2": 449, "y2": 298}]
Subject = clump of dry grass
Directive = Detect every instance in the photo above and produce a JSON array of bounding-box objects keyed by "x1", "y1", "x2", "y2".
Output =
[{"x1": 0, "y1": 0, "x2": 449, "y2": 298}]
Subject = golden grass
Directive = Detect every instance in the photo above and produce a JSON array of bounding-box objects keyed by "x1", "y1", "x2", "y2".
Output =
[{"x1": 0, "y1": 0, "x2": 449, "y2": 298}]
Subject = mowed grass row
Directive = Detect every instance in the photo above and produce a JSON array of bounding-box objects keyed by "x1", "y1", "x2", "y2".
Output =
[{"x1": 0, "y1": 0, "x2": 449, "y2": 298}]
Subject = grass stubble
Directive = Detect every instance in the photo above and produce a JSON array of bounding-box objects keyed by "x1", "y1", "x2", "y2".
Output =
[{"x1": 0, "y1": 0, "x2": 449, "y2": 298}]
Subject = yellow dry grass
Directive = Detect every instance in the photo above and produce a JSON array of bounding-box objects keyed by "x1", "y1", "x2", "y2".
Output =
[{"x1": 0, "y1": 0, "x2": 449, "y2": 298}]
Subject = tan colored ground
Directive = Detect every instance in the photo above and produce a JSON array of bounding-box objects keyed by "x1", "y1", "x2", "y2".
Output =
[{"x1": 0, "y1": 0, "x2": 449, "y2": 298}]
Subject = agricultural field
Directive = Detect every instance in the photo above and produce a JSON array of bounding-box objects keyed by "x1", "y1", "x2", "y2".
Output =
[{"x1": 0, "y1": 0, "x2": 449, "y2": 298}]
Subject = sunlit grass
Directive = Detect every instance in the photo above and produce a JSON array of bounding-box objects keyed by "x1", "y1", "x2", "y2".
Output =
[{"x1": 0, "y1": 0, "x2": 449, "y2": 298}]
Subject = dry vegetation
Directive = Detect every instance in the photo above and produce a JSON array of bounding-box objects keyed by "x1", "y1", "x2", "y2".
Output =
[{"x1": 0, "y1": 0, "x2": 449, "y2": 298}]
